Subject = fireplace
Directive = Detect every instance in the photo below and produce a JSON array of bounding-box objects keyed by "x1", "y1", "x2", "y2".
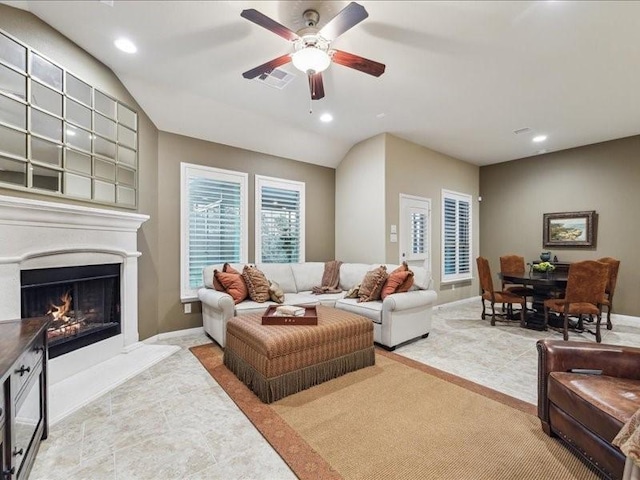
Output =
[{"x1": 21, "y1": 264, "x2": 121, "y2": 359}]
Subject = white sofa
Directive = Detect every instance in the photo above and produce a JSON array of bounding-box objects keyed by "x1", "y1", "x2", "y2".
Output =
[{"x1": 198, "y1": 262, "x2": 437, "y2": 350}]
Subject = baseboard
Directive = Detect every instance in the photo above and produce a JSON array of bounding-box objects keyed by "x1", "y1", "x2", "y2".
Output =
[{"x1": 143, "y1": 326, "x2": 205, "y2": 344}]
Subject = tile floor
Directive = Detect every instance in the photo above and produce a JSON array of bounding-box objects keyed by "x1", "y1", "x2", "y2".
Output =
[{"x1": 30, "y1": 300, "x2": 640, "y2": 479}]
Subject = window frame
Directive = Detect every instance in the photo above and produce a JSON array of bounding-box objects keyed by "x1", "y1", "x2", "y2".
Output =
[
  {"x1": 180, "y1": 162, "x2": 248, "y2": 301},
  {"x1": 255, "y1": 174, "x2": 305, "y2": 264},
  {"x1": 441, "y1": 189, "x2": 473, "y2": 283}
]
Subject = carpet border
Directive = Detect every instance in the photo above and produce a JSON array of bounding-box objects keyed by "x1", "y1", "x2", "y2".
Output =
[{"x1": 190, "y1": 343, "x2": 538, "y2": 480}]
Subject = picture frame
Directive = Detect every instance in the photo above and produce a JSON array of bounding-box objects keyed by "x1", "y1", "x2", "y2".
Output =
[{"x1": 543, "y1": 211, "x2": 596, "y2": 248}]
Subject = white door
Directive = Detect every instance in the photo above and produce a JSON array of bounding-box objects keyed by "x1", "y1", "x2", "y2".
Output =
[{"x1": 399, "y1": 194, "x2": 431, "y2": 269}]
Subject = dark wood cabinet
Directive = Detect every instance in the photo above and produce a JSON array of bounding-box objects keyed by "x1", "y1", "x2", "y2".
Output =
[{"x1": 0, "y1": 318, "x2": 49, "y2": 480}]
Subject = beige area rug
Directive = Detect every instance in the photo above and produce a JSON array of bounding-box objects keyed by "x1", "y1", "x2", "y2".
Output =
[{"x1": 191, "y1": 344, "x2": 598, "y2": 480}]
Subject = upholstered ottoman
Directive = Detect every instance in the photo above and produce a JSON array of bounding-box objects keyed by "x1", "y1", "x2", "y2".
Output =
[{"x1": 223, "y1": 305, "x2": 375, "y2": 403}]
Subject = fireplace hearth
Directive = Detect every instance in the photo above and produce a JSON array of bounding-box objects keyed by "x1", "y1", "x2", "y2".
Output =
[{"x1": 21, "y1": 264, "x2": 121, "y2": 359}]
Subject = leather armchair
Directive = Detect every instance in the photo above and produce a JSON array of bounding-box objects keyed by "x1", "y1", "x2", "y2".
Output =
[{"x1": 537, "y1": 339, "x2": 640, "y2": 479}]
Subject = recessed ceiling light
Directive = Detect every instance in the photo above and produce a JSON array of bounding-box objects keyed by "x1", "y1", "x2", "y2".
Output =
[
  {"x1": 320, "y1": 113, "x2": 333, "y2": 123},
  {"x1": 532, "y1": 135, "x2": 548, "y2": 143},
  {"x1": 114, "y1": 38, "x2": 137, "y2": 54},
  {"x1": 376, "y1": 113, "x2": 386, "y2": 119}
]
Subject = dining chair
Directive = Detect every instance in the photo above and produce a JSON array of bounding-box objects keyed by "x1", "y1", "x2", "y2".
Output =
[
  {"x1": 543, "y1": 260, "x2": 609, "y2": 342},
  {"x1": 477, "y1": 256, "x2": 526, "y2": 326},
  {"x1": 597, "y1": 257, "x2": 620, "y2": 330},
  {"x1": 499, "y1": 255, "x2": 535, "y2": 307}
]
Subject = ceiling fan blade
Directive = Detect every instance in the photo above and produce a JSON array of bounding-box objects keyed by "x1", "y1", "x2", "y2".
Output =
[
  {"x1": 331, "y1": 49, "x2": 386, "y2": 77},
  {"x1": 241, "y1": 9, "x2": 300, "y2": 42},
  {"x1": 242, "y1": 54, "x2": 292, "y2": 79},
  {"x1": 308, "y1": 73, "x2": 325, "y2": 100},
  {"x1": 318, "y1": 2, "x2": 368, "y2": 40}
]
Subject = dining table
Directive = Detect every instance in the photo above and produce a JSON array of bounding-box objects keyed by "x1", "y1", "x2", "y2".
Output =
[{"x1": 499, "y1": 270, "x2": 569, "y2": 330}]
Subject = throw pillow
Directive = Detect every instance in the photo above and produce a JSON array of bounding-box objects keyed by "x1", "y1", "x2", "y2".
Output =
[
  {"x1": 214, "y1": 270, "x2": 248, "y2": 304},
  {"x1": 345, "y1": 285, "x2": 360, "y2": 299},
  {"x1": 242, "y1": 265, "x2": 271, "y2": 303},
  {"x1": 269, "y1": 281, "x2": 285, "y2": 304},
  {"x1": 381, "y1": 270, "x2": 414, "y2": 299},
  {"x1": 358, "y1": 266, "x2": 388, "y2": 303},
  {"x1": 212, "y1": 262, "x2": 236, "y2": 291}
]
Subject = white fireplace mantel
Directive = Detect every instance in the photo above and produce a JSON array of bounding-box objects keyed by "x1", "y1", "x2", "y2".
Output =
[
  {"x1": 0, "y1": 194, "x2": 149, "y2": 377},
  {"x1": 0, "y1": 195, "x2": 181, "y2": 424}
]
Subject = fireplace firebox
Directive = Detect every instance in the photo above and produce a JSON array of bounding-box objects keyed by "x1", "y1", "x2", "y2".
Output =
[{"x1": 21, "y1": 264, "x2": 121, "y2": 359}]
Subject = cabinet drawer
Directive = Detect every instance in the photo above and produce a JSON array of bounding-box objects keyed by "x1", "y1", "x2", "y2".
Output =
[{"x1": 11, "y1": 338, "x2": 44, "y2": 400}]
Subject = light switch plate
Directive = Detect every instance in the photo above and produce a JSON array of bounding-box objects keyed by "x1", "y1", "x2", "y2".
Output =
[
  {"x1": 390, "y1": 224, "x2": 397, "y2": 234},
  {"x1": 184, "y1": 303, "x2": 191, "y2": 314},
  {"x1": 390, "y1": 233, "x2": 398, "y2": 243}
]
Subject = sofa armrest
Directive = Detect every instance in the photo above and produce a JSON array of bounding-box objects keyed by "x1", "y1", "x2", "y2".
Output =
[
  {"x1": 382, "y1": 289, "x2": 438, "y2": 312},
  {"x1": 536, "y1": 339, "x2": 640, "y2": 425},
  {"x1": 198, "y1": 288, "x2": 235, "y2": 315}
]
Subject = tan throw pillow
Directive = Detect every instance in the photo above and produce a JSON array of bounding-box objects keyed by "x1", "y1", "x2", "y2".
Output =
[
  {"x1": 381, "y1": 270, "x2": 413, "y2": 299},
  {"x1": 358, "y1": 266, "x2": 388, "y2": 303},
  {"x1": 214, "y1": 270, "x2": 248, "y2": 304},
  {"x1": 242, "y1": 265, "x2": 271, "y2": 303},
  {"x1": 269, "y1": 281, "x2": 285, "y2": 304},
  {"x1": 345, "y1": 285, "x2": 360, "y2": 299}
]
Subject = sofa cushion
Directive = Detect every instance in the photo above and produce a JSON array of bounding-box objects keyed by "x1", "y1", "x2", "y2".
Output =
[
  {"x1": 291, "y1": 262, "x2": 324, "y2": 292},
  {"x1": 335, "y1": 298, "x2": 382, "y2": 324},
  {"x1": 257, "y1": 263, "x2": 297, "y2": 293},
  {"x1": 339, "y1": 264, "x2": 373, "y2": 290},
  {"x1": 548, "y1": 372, "x2": 640, "y2": 442},
  {"x1": 410, "y1": 266, "x2": 431, "y2": 290},
  {"x1": 299, "y1": 290, "x2": 346, "y2": 307},
  {"x1": 242, "y1": 265, "x2": 271, "y2": 303},
  {"x1": 358, "y1": 266, "x2": 389, "y2": 302}
]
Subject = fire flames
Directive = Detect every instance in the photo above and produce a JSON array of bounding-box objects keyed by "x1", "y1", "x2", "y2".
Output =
[{"x1": 47, "y1": 292, "x2": 81, "y2": 338}]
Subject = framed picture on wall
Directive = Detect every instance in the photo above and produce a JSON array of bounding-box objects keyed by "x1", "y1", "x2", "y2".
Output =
[{"x1": 543, "y1": 211, "x2": 596, "y2": 248}]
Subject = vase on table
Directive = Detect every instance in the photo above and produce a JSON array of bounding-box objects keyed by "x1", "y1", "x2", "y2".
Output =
[{"x1": 540, "y1": 251, "x2": 552, "y2": 262}]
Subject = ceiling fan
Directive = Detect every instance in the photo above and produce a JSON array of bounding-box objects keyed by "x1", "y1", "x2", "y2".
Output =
[{"x1": 241, "y1": 2, "x2": 385, "y2": 101}]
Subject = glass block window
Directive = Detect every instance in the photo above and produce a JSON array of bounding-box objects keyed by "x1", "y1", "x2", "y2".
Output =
[{"x1": 0, "y1": 29, "x2": 138, "y2": 207}]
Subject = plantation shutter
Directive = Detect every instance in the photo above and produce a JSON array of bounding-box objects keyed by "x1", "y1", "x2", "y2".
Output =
[
  {"x1": 260, "y1": 185, "x2": 301, "y2": 263},
  {"x1": 181, "y1": 164, "x2": 247, "y2": 299},
  {"x1": 442, "y1": 190, "x2": 472, "y2": 282}
]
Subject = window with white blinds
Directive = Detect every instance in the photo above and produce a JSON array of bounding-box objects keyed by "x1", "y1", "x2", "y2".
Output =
[
  {"x1": 441, "y1": 189, "x2": 472, "y2": 282},
  {"x1": 255, "y1": 175, "x2": 305, "y2": 263},
  {"x1": 180, "y1": 163, "x2": 247, "y2": 300},
  {"x1": 411, "y1": 212, "x2": 427, "y2": 255}
]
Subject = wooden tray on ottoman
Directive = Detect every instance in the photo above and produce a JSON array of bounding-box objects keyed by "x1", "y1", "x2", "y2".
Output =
[{"x1": 262, "y1": 305, "x2": 318, "y2": 325}]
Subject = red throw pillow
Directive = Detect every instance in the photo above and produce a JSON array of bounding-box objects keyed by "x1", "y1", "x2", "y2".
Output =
[
  {"x1": 214, "y1": 269, "x2": 248, "y2": 304},
  {"x1": 212, "y1": 263, "x2": 238, "y2": 292},
  {"x1": 381, "y1": 270, "x2": 413, "y2": 299}
]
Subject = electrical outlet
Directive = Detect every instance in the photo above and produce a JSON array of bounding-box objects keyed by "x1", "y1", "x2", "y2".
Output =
[{"x1": 184, "y1": 303, "x2": 191, "y2": 314}]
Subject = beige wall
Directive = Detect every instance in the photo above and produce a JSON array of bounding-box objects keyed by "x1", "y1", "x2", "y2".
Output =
[
  {"x1": 479, "y1": 135, "x2": 640, "y2": 316},
  {"x1": 157, "y1": 132, "x2": 335, "y2": 334},
  {"x1": 335, "y1": 134, "x2": 386, "y2": 262},
  {"x1": 0, "y1": 5, "x2": 161, "y2": 339},
  {"x1": 385, "y1": 134, "x2": 480, "y2": 304}
]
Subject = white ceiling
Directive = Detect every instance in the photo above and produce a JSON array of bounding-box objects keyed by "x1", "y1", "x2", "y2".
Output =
[{"x1": 6, "y1": 1, "x2": 640, "y2": 168}]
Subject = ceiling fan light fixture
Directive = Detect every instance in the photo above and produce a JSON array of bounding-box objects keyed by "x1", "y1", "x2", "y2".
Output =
[{"x1": 292, "y1": 47, "x2": 331, "y2": 74}]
